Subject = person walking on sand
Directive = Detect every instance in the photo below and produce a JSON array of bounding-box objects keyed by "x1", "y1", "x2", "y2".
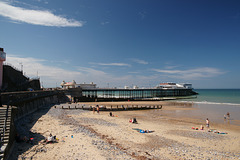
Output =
[
  {"x1": 206, "y1": 118, "x2": 210, "y2": 128},
  {"x1": 97, "y1": 105, "x2": 100, "y2": 114}
]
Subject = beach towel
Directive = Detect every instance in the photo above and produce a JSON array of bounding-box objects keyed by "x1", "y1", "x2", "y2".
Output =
[
  {"x1": 139, "y1": 130, "x2": 145, "y2": 133},
  {"x1": 132, "y1": 128, "x2": 154, "y2": 133}
]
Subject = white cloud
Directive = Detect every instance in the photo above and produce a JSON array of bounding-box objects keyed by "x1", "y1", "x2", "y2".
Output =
[
  {"x1": 6, "y1": 55, "x2": 83, "y2": 87},
  {"x1": 152, "y1": 67, "x2": 225, "y2": 80},
  {"x1": 164, "y1": 65, "x2": 180, "y2": 69},
  {"x1": 4, "y1": 55, "x2": 155, "y2": 88},
  {"x1": 5, "y1": 55, "x2": 134, "y2": 88},
  {"x1": 93, "y1": 62, "x2": 131, "y2": 67},
  {"x1": 131, "y1": 58, "x2": 148, "y2": 65},
  {"x1": 77, "y1": 67, "x2": 107, "y2": 76},
  {"x1": 0, "y1": 1, "x2": 83, "y2": 27}
]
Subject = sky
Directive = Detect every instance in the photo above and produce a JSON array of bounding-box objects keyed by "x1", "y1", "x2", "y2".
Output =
[{"x1": 0, "y1": 0, "x2": 240, "y2": 89}]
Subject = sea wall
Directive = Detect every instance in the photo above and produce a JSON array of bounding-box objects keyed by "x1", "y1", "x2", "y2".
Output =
[{"x1": 12, "y1": 94, "x2": 58, "y2": 120}]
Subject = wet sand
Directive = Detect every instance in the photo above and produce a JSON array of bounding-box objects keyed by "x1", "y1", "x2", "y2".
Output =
[{"x1": 10, "y1": 101, "x2": 240, "y2": 159}]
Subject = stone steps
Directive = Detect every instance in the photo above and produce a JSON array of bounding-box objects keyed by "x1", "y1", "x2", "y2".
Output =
[{"x1": 0, "y1": 106, "x2": 12, "y2": 160}]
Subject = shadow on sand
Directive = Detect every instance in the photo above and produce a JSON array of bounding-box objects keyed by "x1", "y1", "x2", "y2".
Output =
[{"x1": 9, "y1": 105, "x2": 55, "y2": 160}]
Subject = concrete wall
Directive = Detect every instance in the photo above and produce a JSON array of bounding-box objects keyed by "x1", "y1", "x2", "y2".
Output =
[{"x1": 13, "y1": 94, "x2": 59, "y2": 120}]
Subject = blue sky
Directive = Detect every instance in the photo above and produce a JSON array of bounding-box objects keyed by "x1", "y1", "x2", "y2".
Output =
[{"x1": 0, "y1": 0, "x2": 240, "y2": 89}]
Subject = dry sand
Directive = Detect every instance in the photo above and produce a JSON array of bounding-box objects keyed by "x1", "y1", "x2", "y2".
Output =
[{"x1": 10, "y1": 101, "x2": 240, "y2": 160}]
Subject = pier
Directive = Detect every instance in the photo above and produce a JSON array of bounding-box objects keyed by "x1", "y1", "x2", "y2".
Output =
[{"x1": 67, "y1": 88, "x2": 197, "y2": 102}]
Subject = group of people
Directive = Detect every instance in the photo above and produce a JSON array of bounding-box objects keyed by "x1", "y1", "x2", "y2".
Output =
[
  {"x1": 205, "y1": 112, "x2": 231, "y2": 129},
  {"x1": 224, "y1": 112, "x2": 230, "y2": 120},
  {"x1": 129, "y1": 118, "x2": 138, "y2": 124},
  {"x1": 16, "y1": 133, "x2": 57, "y2": 145},
  {"x1": 92, "y1": 105, "x2": 100, "y2": 114}
]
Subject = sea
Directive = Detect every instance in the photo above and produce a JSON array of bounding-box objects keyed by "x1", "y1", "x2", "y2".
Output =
[
  {"x1": 174, "y1": 89, "x2": 240, "y2": 126},
  {"x1": 184, "y1": 89, "x2": 240, "y2": 105}
]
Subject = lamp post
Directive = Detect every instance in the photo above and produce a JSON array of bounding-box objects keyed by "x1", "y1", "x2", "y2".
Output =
[{"x1": 19, "y1": 62, "x2": 23, "y2": 72}]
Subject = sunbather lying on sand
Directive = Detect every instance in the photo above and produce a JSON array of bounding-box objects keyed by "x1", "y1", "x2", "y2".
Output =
[
  {"x1": 192, "y1": 125, "x2": 204, "y2": 130},
  {"x1": 208, "y1": 129, "x2": 228, "y2": 134},
  {"x1": 132, "y1": 128, "x2": 154, "y2": 133},
  {"x1": 42, "y1": 133, "x2": 57, "y2": 144}
]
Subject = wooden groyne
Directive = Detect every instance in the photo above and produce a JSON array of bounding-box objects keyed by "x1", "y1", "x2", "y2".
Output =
[{"x1": 57, "y1": 104, "x2": 163, "y2": 111}]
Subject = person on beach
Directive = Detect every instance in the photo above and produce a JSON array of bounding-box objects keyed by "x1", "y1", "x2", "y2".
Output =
[
  {"x1": 133, "y1": 118, "x2": 137, "y2": 123},
  {"x1": 93, "y1": 106, "x2": 95, "y2": 114},
  {"x1": 47, "y1": 133, "x2": 53, "y2": 142},
  {"x1": 129, "y1": 118, "x2": 138, "y2": 124},
  {"x1": 206, "y1": 118, "x2": 210, "y2": 128},
  {"x1": 227, "y1": 112, "x2": 230, "y2": 119},
  {"x1": 45, "y1": 133, "x2": 57, "y2": 143},
  {"x1": 96, "y1": 105, "x2": 100, "y2": 114}
]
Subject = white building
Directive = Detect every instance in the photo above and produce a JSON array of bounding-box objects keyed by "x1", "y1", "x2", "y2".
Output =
[
  {"x1": 156, "y1": 82, "x2": 192, "y2": 89},
  {"x1": 60, "y1": 80, "x2": 76, "y2": 89},
  {"x1": 61, "y1": 81, "x2": 97, "y2": 90},
  {"x1": 75, "y1": 82, "x2": 96, "y2": 89}
]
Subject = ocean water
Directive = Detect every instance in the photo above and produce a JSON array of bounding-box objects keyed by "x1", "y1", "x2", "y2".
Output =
[
  {"x1": 185, "y1": 89, "x2": 240, "y2": 105},
  {"x1": 175, "y1": 89, "x2": 240, "y2": 126}
]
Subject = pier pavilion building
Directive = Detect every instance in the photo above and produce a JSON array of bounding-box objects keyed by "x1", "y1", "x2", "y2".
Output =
[{"x1": 61, "y1": 81, "x2": 197, "y2": 102}]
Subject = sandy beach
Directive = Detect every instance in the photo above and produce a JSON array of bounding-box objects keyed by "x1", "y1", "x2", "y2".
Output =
[{"x1": 10, "y1": 101, "x2": 240, "y2": 160}]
